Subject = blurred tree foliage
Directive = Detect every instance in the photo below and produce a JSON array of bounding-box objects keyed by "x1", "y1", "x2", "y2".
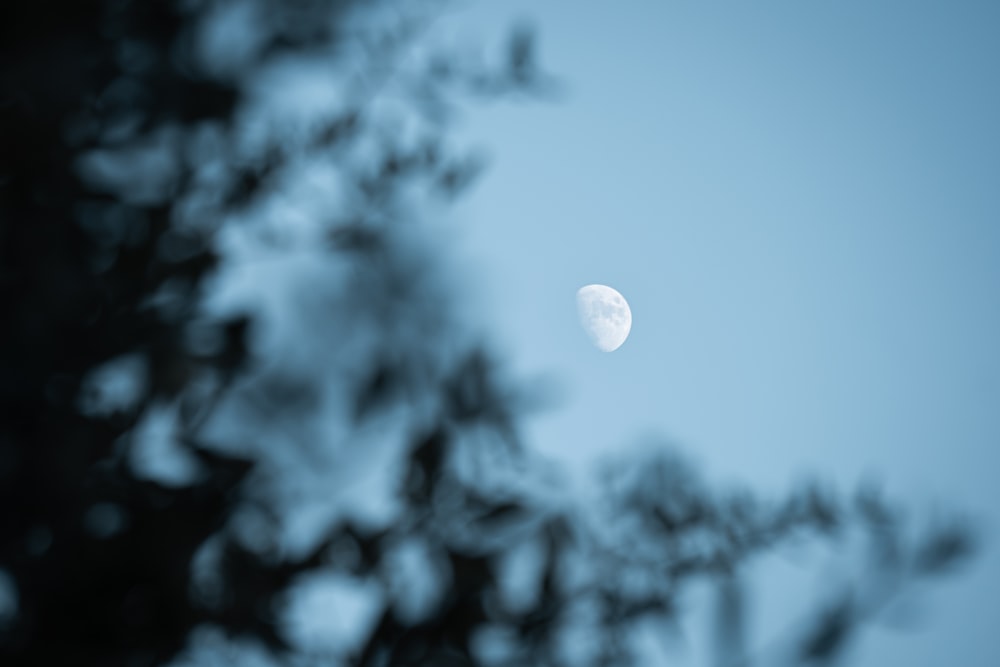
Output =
[{"x1": 0, "y1": 1, "x2": 975, "y2": 666}]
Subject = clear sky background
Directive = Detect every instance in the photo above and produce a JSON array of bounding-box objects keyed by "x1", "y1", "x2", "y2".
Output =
[{"x1": 431, "y1": 1, "x2": 1000, "y2": 665}]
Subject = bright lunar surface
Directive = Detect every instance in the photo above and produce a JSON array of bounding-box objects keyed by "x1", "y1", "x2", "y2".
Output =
[{"x1": 576, "y1": 284, "x2": 632, "y2": 352}]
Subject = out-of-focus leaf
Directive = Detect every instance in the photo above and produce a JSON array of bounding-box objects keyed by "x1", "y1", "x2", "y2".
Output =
[
  {"x1": 915, "y1": 524, "x2": 976, "y2": 575},
  {"x1": 798, "y1": 595, "x2": 855, "y2": 664},
  {"x1": 507, "y1": 22, "x2": 537, "y2": 85},
  {"x1": 436, "y1": 153, "x2": 486, "y2": 198}
]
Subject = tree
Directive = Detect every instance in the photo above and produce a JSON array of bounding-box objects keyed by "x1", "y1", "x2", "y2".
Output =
[{"x1": 0, "y1": 1, "x2": 974, "y2": 665}]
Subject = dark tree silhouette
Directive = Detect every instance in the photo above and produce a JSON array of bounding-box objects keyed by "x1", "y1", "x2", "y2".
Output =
[{"x1": 0, "y1": 1, "x2": 975, "y2": 666}]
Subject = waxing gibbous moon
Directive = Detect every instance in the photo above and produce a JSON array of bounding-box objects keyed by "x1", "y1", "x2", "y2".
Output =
[{"x1": 576, "y1": 284, "x2": 632, "y2": 352}]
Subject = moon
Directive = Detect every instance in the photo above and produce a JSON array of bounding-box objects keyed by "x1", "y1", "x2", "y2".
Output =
[{"x1": 576, "y1": 284, "x2": 632, "y2": 352}]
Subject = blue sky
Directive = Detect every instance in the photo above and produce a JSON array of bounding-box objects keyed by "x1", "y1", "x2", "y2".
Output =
[{"x1": 434, "y1": 1, "x2": 1000, "y2": 664}]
